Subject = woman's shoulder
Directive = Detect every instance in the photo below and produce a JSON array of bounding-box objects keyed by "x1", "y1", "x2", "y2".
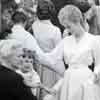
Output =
[
  {"x1": 88, "y1": 33, "x2": 100, "y2": 41},
  {"x1": 87, "y1": 33, "x2": 100, "y2": 46},
  {"x1": 86, "y1": 32, "x2": 96, "y2": 40}
]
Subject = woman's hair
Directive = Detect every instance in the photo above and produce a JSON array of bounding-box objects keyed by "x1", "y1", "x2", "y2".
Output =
[
  {"x1": 37, "y1": 0, "x2": 56, "y2": 20},
  {"x1": 12, "y1": 11, "x2": 27, "y2": 24},
  {"x1": 0, "y1": 39, "x2": 22, "y2": 59},
  {"x1": 58, "y1": 5, "x2": 83, "y2": 27}
]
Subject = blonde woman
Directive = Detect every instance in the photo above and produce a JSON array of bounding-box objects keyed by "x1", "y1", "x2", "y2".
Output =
[{"x1": 34, "y1": 5, "x2": 100, "y2": 100}]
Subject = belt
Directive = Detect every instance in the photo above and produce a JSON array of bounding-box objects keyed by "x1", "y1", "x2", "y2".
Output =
[{"x1": 68, "y1": 63, "x2": 88, "y2": 69}]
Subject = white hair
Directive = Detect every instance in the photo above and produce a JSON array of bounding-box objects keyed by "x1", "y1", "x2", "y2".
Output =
[{"x1": 0, "y1": 39, "x2": 23, "y2": 59}]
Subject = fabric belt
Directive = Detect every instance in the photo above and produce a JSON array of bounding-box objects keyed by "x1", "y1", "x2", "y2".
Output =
[{"x1": 68, "y1": 63, "x2": 88, "y2": 69}]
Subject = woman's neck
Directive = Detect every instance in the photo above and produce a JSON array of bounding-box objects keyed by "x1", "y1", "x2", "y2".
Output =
[{"x1": 73, "y1": 28, "x2": 85, "y2": 42}]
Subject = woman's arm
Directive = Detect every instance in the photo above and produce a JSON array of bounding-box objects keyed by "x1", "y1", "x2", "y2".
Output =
[
  {"x1": 25, "y1": 34, "x2": 65, "y2": 75},
  {"x1": 52, "y1": 78, "x2": 63, "y2": 92},
  {"x1": 36, "y1": 40, "x2": 65, "y2": 75}
]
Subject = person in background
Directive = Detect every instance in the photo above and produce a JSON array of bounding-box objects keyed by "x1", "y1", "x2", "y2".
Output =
[
  {"x1": 16, "y1": 0, "x2": 38, "y2": 34},
  {"x1": 0, "y1": 2, "x2": 1, "y2": 33},
  {"x1": 1, "y1": 0, "x2": 18, "y2": 39},
  {"x1": 85, "y1": 0, "x2": 100, "y2": 35},
  {"x1": 32, "y1": 0, "x2": 65, "y2": 99},
  {"x1": 7, "y1": 11, "x2": 40, "y2": 52}
]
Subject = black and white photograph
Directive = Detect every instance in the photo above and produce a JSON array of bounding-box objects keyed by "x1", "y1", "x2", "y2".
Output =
[{"x1": 0, "y1": 0, "x2": 100, "y2": 100}]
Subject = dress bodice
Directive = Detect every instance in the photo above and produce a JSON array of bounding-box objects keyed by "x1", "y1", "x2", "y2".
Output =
[{"x1": 63, "y1": 33, "x2": 96, "y2": 68}]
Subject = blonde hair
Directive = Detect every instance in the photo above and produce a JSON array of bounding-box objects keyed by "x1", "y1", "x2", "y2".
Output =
[{"x1": 58, "y1": 5, "x2": 83, "y2": 27}]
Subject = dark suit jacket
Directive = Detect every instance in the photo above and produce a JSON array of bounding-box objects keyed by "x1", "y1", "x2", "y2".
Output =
[{"x1": 0, "y1": 64, "x2": 37, "y2": 100}]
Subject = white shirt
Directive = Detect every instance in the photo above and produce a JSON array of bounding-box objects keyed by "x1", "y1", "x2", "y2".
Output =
[
  {"x1": 32, "y1": 20, "x2": 62, "y2": 52},
  {"x1": 8, "y1": 25, "x2": 40, "y2": 51},
  {"x1": 32, "y1": 20, "x2": 65, "y2": 75}
]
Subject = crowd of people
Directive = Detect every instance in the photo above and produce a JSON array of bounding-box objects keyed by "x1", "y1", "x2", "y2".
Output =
[{"x1": 0, "y1": 0, "x2": 100, "y2": 100}]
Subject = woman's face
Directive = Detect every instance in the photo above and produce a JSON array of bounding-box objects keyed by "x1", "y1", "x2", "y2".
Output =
[
  {"x1": 65, "y1": 21, "x2": 80, "y2": 35},
  {"x1": 10, "y1": 48, "x2": 34, "y2": 72},
  {"x1": 8, "y1": 48, "x2": 24, "y2": 69},
  {"x1": 19, "y1": 52, "x2": 34, "y2": 73}
]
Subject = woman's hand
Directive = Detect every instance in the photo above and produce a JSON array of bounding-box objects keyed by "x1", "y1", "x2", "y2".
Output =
[
  {"x1": 89, "y1": 72, "x2": 99, "y2": 84},
  {"x1": 43, "y1": 93, "x2": 56, "y2": 100},
  {"x1": 23, "y1": 71, "x2": 41, "y2": 88},
  {"x1": 43, "y1": 94, "x2": 54, "y2": 100},
  {"x1": 23, "y1": 78, "x2": 41, "y2": 88},
  {"x1": 47, "y1": 88, "x2": 57, "y2": 96}
]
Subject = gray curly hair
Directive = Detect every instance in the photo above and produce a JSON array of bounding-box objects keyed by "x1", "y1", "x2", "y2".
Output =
[
  {"x1": 58, "y1": 5, "x2": 83, "y2": 27},
  {"x1": 0, "y1": 39, "x2": 23, "y2": 60}
]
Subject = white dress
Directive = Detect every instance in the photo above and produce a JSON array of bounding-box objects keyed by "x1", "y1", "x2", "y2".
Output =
[{"x1": 41, "y1": 32, "x2": 100, "y2": 100}]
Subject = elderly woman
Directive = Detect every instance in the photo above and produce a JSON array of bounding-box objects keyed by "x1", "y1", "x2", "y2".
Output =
[
  {"x1": 0, "y1": 39, "x2": 38, "y2": 100},
  {"x1": 0, "y1": 39, "x2": 56, "y2": 100},
  {"x1": 34, "y1": 5, "x2": 100, "y2": 100}
]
